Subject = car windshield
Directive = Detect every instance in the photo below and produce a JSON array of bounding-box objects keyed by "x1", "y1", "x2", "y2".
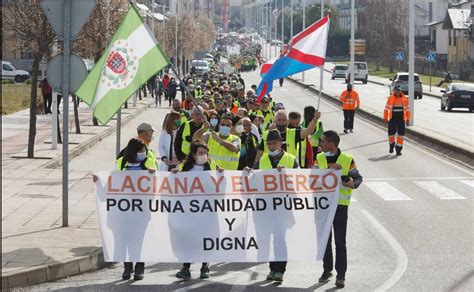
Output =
[
  {"x1": 192, "y1": 61, "x2": 208, "y2": 67},
  {"x1": 451, "y1": 84, "x2": 474, "y2": 91},
  {"x1": 335, "y1": 66, "x2": 347, "y2": 70},
  {"x1": 398, "y1": 75, "x2": 420, "y2": 82},
  {"x1": 356, "y1": 63, "x2": 366, "y2": 70}
]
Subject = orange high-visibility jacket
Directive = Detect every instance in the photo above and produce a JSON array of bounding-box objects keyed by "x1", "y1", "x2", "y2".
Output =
[
  {"x1": 339, "y1": 90, "x2": 360, "y2": 110},
  {"x1": 384, "y1": 93, "x2": 411, "y2": 121}
]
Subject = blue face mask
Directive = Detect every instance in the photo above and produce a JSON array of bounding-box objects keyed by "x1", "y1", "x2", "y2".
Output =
[
  {"x1": 210, "y1": 118, "x2": 218, "y2": 127},
  {"x1": 219, "y1": 126, "x2": 230, "y2": 137}
]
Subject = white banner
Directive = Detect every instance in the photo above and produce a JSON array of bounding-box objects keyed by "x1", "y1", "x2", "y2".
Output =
[{"x1": 95, "y1": 169, "x2": 340, "y2": 263}]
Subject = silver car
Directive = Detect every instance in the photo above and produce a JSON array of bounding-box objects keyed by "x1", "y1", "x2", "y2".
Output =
[
  {"x1": 331, "y1": 64, "x2": 348, "y2": 80},
  {"x1": 389, "y1": 72, "x2": 423, "y2": 99}
]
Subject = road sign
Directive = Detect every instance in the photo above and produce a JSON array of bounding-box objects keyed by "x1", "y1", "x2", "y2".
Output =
[
  {"x1": 394, "y1": 51, "x2": 404, "y2": 61},
  {"x1": 46, "y1": 53, "x2": 88, "y2": 95},
  {"x1": 40, "y1": 0, "x2": 96, "y2": 39},
  {"x1": 424, "y1": 52, "x2": 436, "y2": 62}
]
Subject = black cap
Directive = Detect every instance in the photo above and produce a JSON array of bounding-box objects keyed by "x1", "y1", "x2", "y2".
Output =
[{"x1": 266, "y1": 129, "x2": 282, "y2": 141}]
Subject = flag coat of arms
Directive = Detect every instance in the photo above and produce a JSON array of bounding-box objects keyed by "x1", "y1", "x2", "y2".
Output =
[
  {"x1": 76, "y1": 5, "x2": 169, "y2": 125},
  {"x1": 257, "y1": 15, "x2": 330, "y2": 102}
]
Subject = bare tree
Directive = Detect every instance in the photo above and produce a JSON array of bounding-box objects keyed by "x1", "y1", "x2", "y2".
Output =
[
  {"x1": 3, "y1": 1, "x2": 55, "y2": 158},
  {"x1": 358, "y1": 0, "x2": 407, "y2": 72}
]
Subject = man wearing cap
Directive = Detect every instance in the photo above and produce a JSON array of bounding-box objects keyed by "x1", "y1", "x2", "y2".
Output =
[
  {"x1": 254, "y1": 110, "x2": 321, "y2": 167},
  {"x1": 195, "y1": 112, "x2": 241, "y2": 170},
  {"x1": 246, "y1": 129, "x2": 299, "y2": 283},
  {"x1": 194, "y1": 85, "x2": 203, "y2": 98},
  {"x1": 116, "y1": 123, "x2": 157, "y2": 170},
  {"x1": 383, "y1": 86, "x2": 410, "y2": 156},
  {"x1": 174, "y1": 106, "x2": 205, "y2": 161},
  {"x1": 339, "y1": 84, "x2": 360, "y2": 133},
  {"x1": 256, "y1": 96, "x2": 275, "y2": 130},
  {"x1": 214, "y1": 98, "x2": 228, "y2": 117},
  {"x1": 224, "y1": 94, "x2": 239, "y2": 115}
]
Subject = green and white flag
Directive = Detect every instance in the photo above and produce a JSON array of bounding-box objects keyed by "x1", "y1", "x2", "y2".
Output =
[{"x1": 76, "y1": 5, "x2": 169, "y2": 125}]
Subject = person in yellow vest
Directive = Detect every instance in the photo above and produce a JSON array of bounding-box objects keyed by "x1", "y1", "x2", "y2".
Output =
[
  {"x1": 172, "y1": 140, "x2": 223, "y2": 280},
  {"x1": 244, "y1": 129, "x2": 299, "y2": 283},
  {"x1": 315, "y1": 130, "x2": 363, "y2": 289},
  {"x1": 256, "y1": 96, "x2": 275, "y2": 130},
  {"x1": 171, "y1": 98, "x2": 191, "y2": 124},
  {"x1": 195, "y1": 112, "x2": 241, "y2": 170},
  {"x1": 302, "y1": 106, "x2": 324, "y2": 160},
  {"x1": 116, "y1": 123, "x2": 158, "y2": 169},
  {"x1": 254, "y1": 110, "x2": 321, "y2": 167},
  {"x1": 174, "y1": 106, "x2": 205, "y2": 162},
  {"x1": 115, "y1": 138, "x2": 155, "y2": 281}
]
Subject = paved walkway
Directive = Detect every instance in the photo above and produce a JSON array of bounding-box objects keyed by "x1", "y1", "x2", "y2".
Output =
[{"x1": 1, "y1": 93, "x2": 164, "y2": 290}]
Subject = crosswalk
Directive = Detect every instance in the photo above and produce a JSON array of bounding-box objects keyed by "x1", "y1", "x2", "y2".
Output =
[{"x1": 351, "y1": 179, "x2": 473, "y2": 202}]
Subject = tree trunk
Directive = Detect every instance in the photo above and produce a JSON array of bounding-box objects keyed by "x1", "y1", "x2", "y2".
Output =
[
  {"x1": 27, "y1": 57, "x2": 41, "y2": 158},
  {"x1": 73, "y1": 95, "x2": 81, "y2": 134},
  {"x1": 57, "y1": 112, "x2": 62, "y2": 144},
  {"x1": 92, "y1": 52, "x2": 101, "y2": 126}
]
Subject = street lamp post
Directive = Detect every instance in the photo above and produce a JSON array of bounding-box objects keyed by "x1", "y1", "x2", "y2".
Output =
[
  {"x1": 350, "y1": 0, "x2": 355, "y2": 87},
  {"x1": 408, "y1": 0, "x2": 415, "y2": 126},
  {"x1": 319, "y1": 0, "x2": 324, "y2": 92},
  {"x1": 302, "y1": 0, "x2": 305, "y2": 82}
]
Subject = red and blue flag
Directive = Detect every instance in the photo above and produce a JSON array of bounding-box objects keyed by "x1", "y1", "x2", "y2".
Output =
[{"x1": 257, "y1": 15, "x2": 330, "y2": 102}]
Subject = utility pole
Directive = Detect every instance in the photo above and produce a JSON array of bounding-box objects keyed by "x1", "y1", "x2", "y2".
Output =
[
  {"x1": 350, "y1": 0, "x2": 355, "y2": 87},
  {"x1": 319, "y1": 0, "x2": 324, "y2": 91},
  {"x1": 281, "y1": 0, "x2": 284, "y2": 49},
  {"x1": 302, "y1": 0, "x2": 305, "y2": 82},
  {"x1": 408, "y1": 0, "x2": 415, "y2": 126}
]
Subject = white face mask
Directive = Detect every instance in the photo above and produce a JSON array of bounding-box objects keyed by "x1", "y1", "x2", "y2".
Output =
[
  {"x1": 137, "y1": 152, "x2": 147, "y2": 161},
  {"x1": 268, "y1": 149, "x2": 280, "y2": 157},
  {"x1": 324, "y1": 151, "x2": 334, "y2": 157},
  {"x1": 235, "y1": 124, "x2": 244, "y2": 134},
  {"x1": 195, "y1": 154, "x2": 208, "y2": 165}
]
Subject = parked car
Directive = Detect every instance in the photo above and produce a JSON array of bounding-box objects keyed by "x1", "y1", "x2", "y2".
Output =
[
  {"x1": 345, "y1": 62, "x2": 368, "y2": 84},
  {"x1": 191, "y1": 60, "x2": 210, "y2": 77},
  {"x1": 440, "y1": 83, "x2": 474, "y2": 112},
  {"x1": 331, "y1": 64, "x2": 348, "y2": 80},
  {"x1": 388, "y1": 72, "x2": 423, "y2": 99},
  {"x1": 2, "y1": 61, "x2": 30, "y2": 83}
]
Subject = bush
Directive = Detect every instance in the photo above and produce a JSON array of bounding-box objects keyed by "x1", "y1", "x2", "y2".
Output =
[
  {"x1": 2, "y1": 79, "x2": 14, "y2": 84},
  {"x1": 25, "y1": 79, "x2": 31, "y2": 84}
]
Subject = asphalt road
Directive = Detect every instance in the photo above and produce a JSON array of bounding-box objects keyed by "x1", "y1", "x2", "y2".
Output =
[
  {"x1": 19, "y1": 71, "x2": 474, "y2": 291},
  {"x1": 262, "y1": 43, "x2": 474, "y2": 149}
]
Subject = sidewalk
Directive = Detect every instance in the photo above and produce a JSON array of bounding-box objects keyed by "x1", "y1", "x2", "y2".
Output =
[{"x1": 1, "y1": 95, "x2": 158, "y2": 290}]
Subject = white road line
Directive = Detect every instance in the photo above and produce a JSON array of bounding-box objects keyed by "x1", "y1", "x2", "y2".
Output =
[
  {"x1": 362, "y1": 209, "x2": 408, "y2": 292},
  {"x1": 365, "y1": 182, "x2": 412, "y2": 201},
  {"x1": 460, "y1": 180, "x2": 474, "y2": 188},
  {"x1": 414, "y1": 181, "x2": 465, "y2": 200}
]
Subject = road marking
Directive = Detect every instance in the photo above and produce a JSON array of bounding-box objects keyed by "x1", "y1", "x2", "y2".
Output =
[
  {"x1": 461, "y1": 180, "x2": 474, "y2": 188},
  {"x1": 362, "y1": 209, "x2": 408, "y2": 292},
  {"x1": 414, "y1": 181, "x2": 465, "y2": 200},
  {"x1": 365, "y1": 182, "x2": 412, "y2": 201}
]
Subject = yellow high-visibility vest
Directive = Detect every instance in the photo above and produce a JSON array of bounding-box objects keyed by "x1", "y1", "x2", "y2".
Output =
[
  {"x1": 316, "y1": 152, "x2": 353, "y2": 206},
  {"x1": 208, "y1": 134, "x2": 240, "y2": 170},
  {"x1": 259, "y1": 152, "x2": 295, "y2": 169}
]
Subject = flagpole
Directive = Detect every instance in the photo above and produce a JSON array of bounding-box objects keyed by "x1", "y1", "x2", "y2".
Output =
[
  {"x1": 302, "y1": 0, "x2": 305, "y2": 82},
  {"x1": 317, "y1": 0, "x2": 324, "y2": 110}
]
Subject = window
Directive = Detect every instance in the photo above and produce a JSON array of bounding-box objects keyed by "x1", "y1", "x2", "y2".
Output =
[
  {"x1": 448, "y1": 29, "x2": 452, "y2": 46},
  {"x1": 356, "y1": 63, "x2": 366, "y2": 70},
  {"x1": 3, "y1": 64, "x2": 13, "y2": 71}
]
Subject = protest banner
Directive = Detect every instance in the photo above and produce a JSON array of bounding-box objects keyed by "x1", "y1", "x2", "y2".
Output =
[{"x1": 94, "y1": 169, "x2": 340, "y2": 263}]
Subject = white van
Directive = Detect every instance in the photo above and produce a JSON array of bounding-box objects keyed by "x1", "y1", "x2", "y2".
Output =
[
  {"x1": 2, "y1": 61, "x2": 30, "y2": 83},
  {"x1": 345, "y1": 62, "x2": 368, "y2": 84}
]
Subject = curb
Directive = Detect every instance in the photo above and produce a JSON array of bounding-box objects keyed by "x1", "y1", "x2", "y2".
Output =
[
  {"x1": 1, "y1": 248, "x2": 112, "y2": 291},
  {"x1": 287, "y1": 76, "x2": 474, "y2": 169},
  {"x1": 41, "y1": 100, "x2": 154, "y2": 169}
]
